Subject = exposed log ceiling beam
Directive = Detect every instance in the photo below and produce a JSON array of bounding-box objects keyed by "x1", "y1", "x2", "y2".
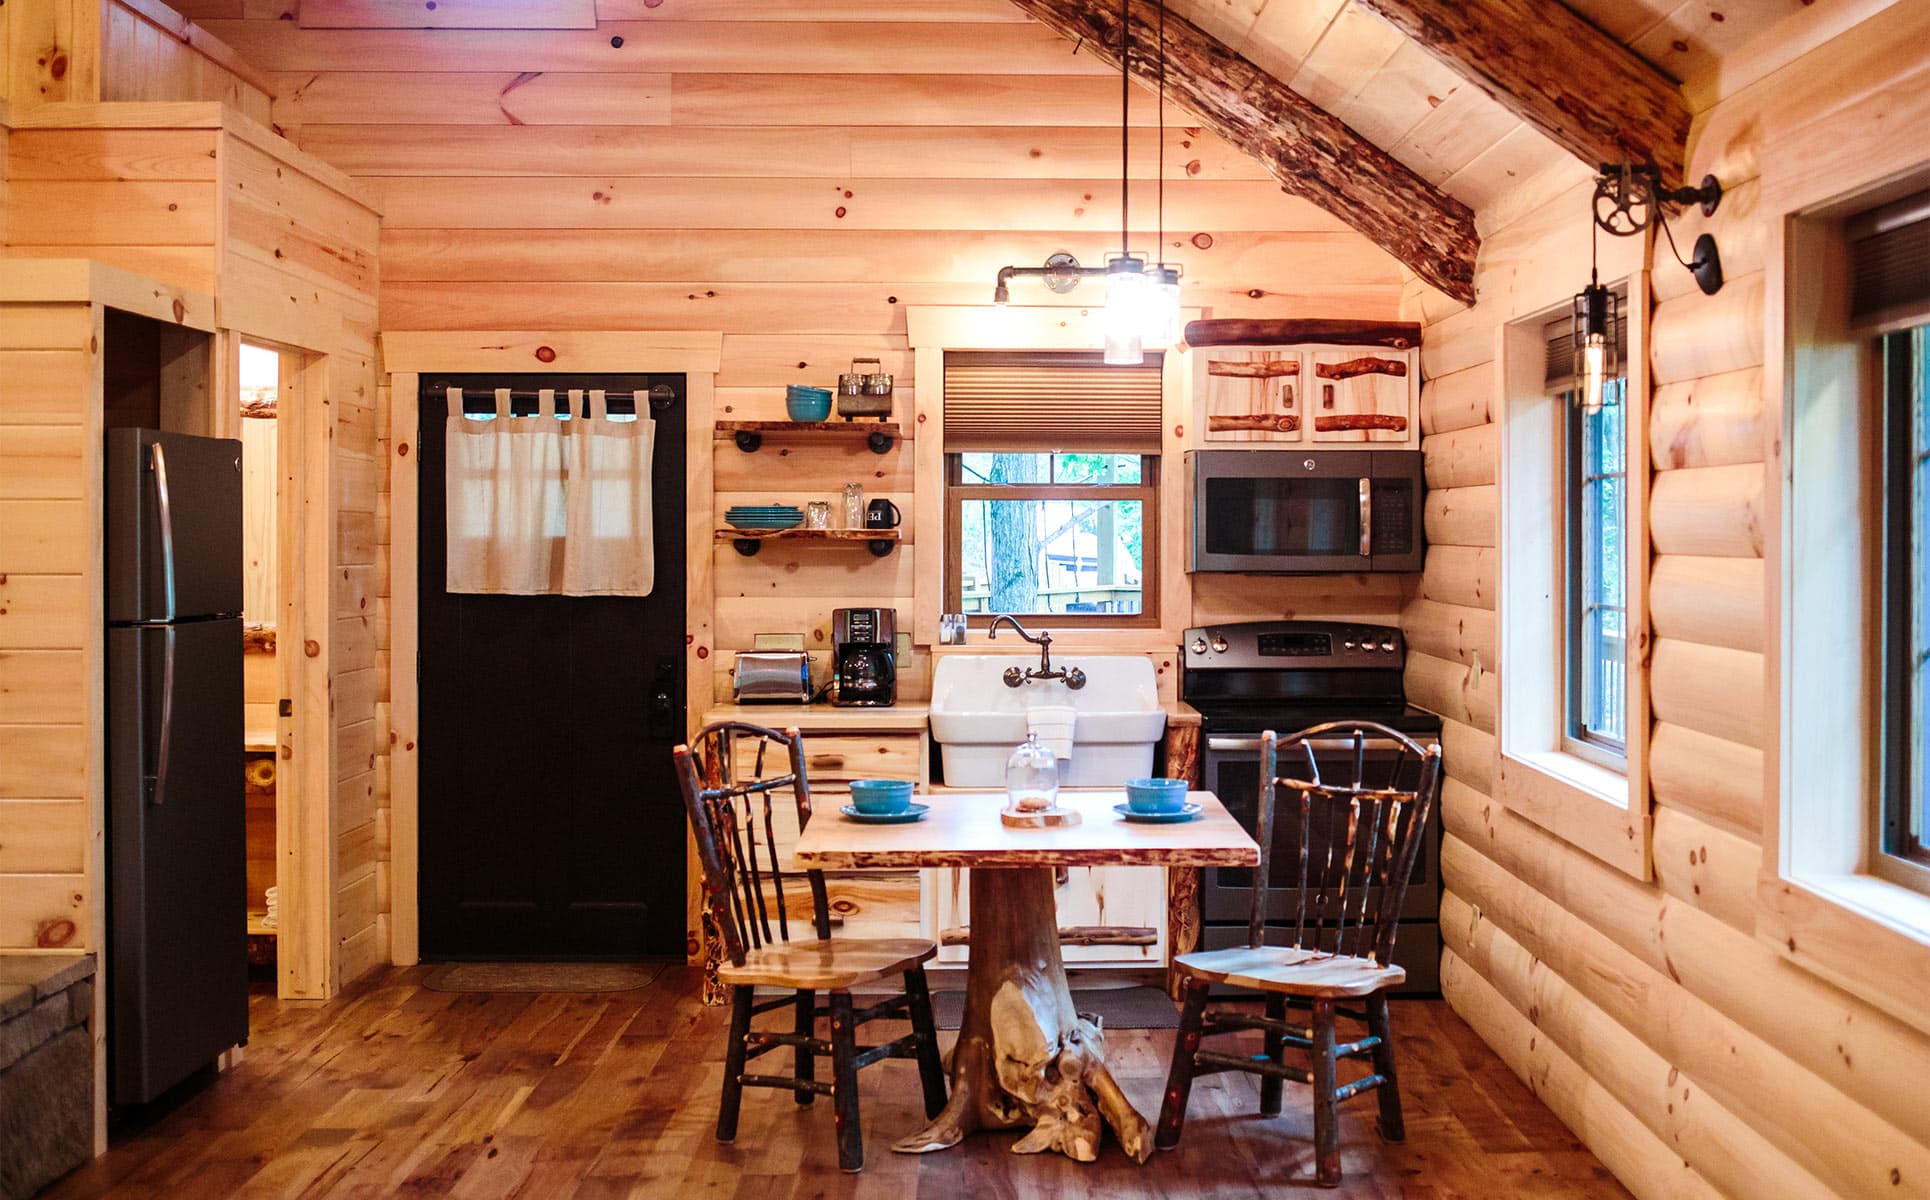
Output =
[
  {"x1": 1008, "y1": 0, "x2": 1478, "y2": 304},
  {"x1": 1351, "y1": 0, "x2": 1693, "y2": 192}
]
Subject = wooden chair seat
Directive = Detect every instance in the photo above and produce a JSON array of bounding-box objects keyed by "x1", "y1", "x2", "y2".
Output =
[
  {"x1": 1172, "y1": 945, "x2": 1406, "y2": 999},
  {"x1": 717, "y1": 937, "x2": 938, "y2": 990}
]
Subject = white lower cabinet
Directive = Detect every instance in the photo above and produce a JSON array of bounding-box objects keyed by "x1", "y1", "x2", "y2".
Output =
[{"x1": 922, "y1": 864, "x2": 1168, "y2": 968}]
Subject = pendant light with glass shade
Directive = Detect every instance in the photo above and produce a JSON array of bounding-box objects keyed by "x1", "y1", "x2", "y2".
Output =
[{"x1": 992, "y1": 0, "x2": 1182, "y2": 364}]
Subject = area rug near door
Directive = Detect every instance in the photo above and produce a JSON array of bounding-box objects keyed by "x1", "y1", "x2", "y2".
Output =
[
  {"x1": 423, "y1": 962, "x2": 665, "y2": 993},
  {"x1": 932, "y1": 986, "x2": 1179, "y2": 1031}
]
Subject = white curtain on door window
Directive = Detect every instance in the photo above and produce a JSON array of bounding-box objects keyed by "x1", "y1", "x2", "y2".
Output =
[
  {"x1": 444, "y1": 387, "x2": 656, "y2": 596},
  {"x1": 562, "y1": 389, "x2": 656, "y2": 596}
]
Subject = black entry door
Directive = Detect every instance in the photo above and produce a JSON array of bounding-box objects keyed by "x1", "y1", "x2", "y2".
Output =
[{"x1": 419, "y1": 374, "x2": 687, "y2": 959}]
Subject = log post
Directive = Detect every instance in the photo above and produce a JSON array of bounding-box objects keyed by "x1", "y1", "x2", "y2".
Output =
[{"x1": 892, "y1": 867, "x2": 1153, "y2": 1162}]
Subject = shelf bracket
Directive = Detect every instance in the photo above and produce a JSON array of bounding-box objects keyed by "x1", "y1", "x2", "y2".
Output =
[
  {"x1": 867, "y1": 539, "x2": 895, "y2": 558},
  {"x1": 733, "y1": 430, "x2": 764, "y2": 453},
  {"x1": 866, "y1": 431, "x2": 895, "y2": 455},
  {"x1": 733, "y1": 538, "x2": 763, "y2": 557}
]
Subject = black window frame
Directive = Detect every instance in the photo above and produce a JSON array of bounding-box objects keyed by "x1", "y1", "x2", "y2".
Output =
[
  {"x1": 1880, "y1": 326, "x2": 1929, "y2": 871},
  {"x1": 1563, "y1": 377, "x2": 1629, "y2": 761}
]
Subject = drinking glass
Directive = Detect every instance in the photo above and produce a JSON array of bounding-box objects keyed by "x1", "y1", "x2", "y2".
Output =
[{"x1": 842, "y1": 482, "x2": 865, "y2": 529}]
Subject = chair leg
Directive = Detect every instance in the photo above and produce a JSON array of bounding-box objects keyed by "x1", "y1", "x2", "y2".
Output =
[
  {"x1": 828, "y1": 989, "x2": 864, "y2": 1172},
  {"x1": 1155, "y1": 977, "x2": 1211, "y2": 1150},
  {"x1": 1310, "y1": 998, "x2": 1341, "y2": 1188},
  {"x1": 1259, "y1": 992, "x2": 1287, "y2": 1117},
  {"x1": 902, "y1": 966, "x2": 949, "y2": 1119},
  {"x1": 793, "y1": 989, "x2": 816, "y2": 1106},
  {"x1": 1366, "y1": 991, "x2": 1405, "y2": 1142},
  {"x1": 717, "y1": 985, "x2": 754, "y2": 1144}
]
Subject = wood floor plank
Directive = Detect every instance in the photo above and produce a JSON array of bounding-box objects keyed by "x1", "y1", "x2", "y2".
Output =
[{"x1": 42, "y1": 966, "x2": 1629, "y2": 1199}]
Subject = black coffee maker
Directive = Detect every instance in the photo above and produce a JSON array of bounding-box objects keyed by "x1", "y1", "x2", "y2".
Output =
[{"x1": 832, "y1": 607, "x2": 896, "y2": 707}]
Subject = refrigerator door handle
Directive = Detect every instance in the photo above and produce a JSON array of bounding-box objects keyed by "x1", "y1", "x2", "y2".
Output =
[
  {"x1": 150, "y1": 441, "x2": 179, "y2": 620},
  {"x1": 154, "y1": 627, "x2": 176, "y2": 806}
]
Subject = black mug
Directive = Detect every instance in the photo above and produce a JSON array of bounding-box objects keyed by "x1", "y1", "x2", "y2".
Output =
[{"x1": 865, "y1": 498, "x2": 902, "y2": 529}]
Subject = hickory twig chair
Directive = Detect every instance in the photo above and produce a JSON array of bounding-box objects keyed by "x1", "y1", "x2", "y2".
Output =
[
  {"x1": 673, "y1": 721, "x2": 946, "y2": 1172},
  {"x1": 1155, "y1": 720, "x2": 1443, "y2": 1187}
]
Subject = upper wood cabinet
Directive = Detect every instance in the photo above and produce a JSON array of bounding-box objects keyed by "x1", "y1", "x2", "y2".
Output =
[{"x1": 1197, "y1": 343, "x2": 1420, "y2": 450}]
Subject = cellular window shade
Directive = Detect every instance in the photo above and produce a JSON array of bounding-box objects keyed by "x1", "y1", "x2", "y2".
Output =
[
  {"x1": 1543, "y1": 288, "x2": 1627, "y2": 392},
  {"x1": 943, "y1": 351, "x2": 1164, "y2": 452},
  {"x1": 1849, "y1": 189, "x2": 1930, "y2": 327}
]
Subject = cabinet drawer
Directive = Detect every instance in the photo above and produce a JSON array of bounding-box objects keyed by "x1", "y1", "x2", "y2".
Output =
[{"x1": 794, "y1": 734, "x2": 923, "y2": 784}]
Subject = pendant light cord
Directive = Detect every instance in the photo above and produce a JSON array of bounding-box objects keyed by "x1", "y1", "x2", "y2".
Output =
[
  {"x1": 1120, "y1": 0, "x2": 1130, "y2": 258},
  {"x1": 1157, "y1": 0, "x2": 1165, "y2": 267}
]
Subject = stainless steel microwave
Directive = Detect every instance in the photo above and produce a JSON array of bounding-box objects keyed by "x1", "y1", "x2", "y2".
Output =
[{"x1": 1190, "y1": 450, "x2": 1424, "y2": 573}]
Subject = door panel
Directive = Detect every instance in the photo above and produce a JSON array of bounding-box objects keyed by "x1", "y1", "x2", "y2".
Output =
[
  {"x1": 108, "y1": 618, "x2": 247, "y2": 1104},
  {"x1": 418, "y1": 375, "x2": 687, "y2": 959}
]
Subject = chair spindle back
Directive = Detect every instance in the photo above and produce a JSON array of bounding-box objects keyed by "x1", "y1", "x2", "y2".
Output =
[
  {"x1": 673, "y1": 721, "x2": 831, "y2": 967},
  {"x1": 1249, "y1": 721, "x2": 1442, "y2": 965}
]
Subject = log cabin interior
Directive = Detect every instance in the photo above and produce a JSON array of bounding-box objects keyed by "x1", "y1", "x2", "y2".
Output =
[{"x1": 1, "y1": 0, "x2": 1928, "y2": 1195}]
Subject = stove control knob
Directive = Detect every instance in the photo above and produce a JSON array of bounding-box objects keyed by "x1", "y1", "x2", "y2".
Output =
[
  {"x1": 1381, "y1": 639, "x2": 1397, "y2": 652},
  {"x1": 1211, "y1": 635, "x2": 1229, "y2": 654},
  {"x1": 1344, "y1": 639, "x2": 1357, "y2": 650},
  {"x1": 1191, "y1": 637, "x2": 1208, "y2": 656}
]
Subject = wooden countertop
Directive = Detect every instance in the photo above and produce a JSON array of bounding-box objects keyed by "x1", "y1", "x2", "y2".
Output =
[
  {"x1": 701, "y1": 701, "x2": 1198, "y2": 731},
  {"x1": 699, "y1": 703, "x2": 931, "y2": 732}
]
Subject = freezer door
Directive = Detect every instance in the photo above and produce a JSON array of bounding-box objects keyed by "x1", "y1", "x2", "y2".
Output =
[
  {"x1": 106, "y1": 429, "x2": 244, "y2": 624},
  {"x1": 107, "y1": 618, "x2": 247, "y2": 1106}
]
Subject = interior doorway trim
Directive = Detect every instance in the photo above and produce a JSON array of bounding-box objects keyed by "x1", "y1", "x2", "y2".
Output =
[{"x1": 380, "y1": 331, "x2": 721, "y2": 966}]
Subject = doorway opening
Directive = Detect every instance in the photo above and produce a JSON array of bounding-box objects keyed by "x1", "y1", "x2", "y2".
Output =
[{"x1": 416, "y1": 374, "x2": 689, "y2": 960}]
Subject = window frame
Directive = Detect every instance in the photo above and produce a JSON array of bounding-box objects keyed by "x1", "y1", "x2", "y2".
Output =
[
  {"x1": 1494, "y1": 265, "x2": 1652, "y2": 883},
  {"x1": 943, "y1": 452, "x2": 1161, "y2": 629},
  {"x1": 1562, "y1": 377, "x2": 1631, "y2": 766},
  {"x1": 1877, "y1": 328, "x2": 1930, "y2": 890}
]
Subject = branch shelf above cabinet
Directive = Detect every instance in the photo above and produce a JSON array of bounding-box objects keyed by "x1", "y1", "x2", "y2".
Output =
[
  {"x1": 716, "y1": 528, "x2": 901, "y2": 558},
  {"x1": 714, "y1": 420, "x2": 902, "y2": 455}
]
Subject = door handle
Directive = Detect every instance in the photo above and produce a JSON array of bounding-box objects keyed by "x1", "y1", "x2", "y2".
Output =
[
  {"x1": 153, "y1": 627, "x2": 176, "y2": 806},
  {"x1": 151, "y1": 442, "x2": 179, "y2": 619},
  {"x1": 1208, "y1": 735, "x2": 1408, "y2": 754},
  {"x1": 1358, "y1": 477, "x2": 1373, "y2": 557},
  {"x1": 647, "y1": 655, "x2": 679, "y2": 740}
]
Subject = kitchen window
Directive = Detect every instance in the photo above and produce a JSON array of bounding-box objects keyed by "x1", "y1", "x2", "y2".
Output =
[
  {"x1": 1880, "y1": 323, "x2": 1930, "y2": 892},
  {"x1": 940, "y1": 351, "x2": 1163, "y2": 628},
  {"x1": 1565, "y1": 376, "x2": 1628, "y2": 761}
]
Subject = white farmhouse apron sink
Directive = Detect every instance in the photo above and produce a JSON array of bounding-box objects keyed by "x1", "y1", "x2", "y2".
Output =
[{"x1": 929, "y1": 654, "x2": 1166, "y2": 787}]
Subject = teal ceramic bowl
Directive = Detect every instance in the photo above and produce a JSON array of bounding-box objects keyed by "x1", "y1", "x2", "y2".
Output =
[
  {"x1": 849, "y1": 778, "x2": 914, "y2": 815},
  {"x1": 1124, "y1": 777, "x2": 1189, "y2": 814},
  {"x1": 786, "y1": 385, "x2": 833, "y2": 422}
]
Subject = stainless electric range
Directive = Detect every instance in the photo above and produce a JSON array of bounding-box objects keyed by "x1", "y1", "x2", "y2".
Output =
[{"x1": 1181, "y1": 620, "x2": 1444, "y2": 995}]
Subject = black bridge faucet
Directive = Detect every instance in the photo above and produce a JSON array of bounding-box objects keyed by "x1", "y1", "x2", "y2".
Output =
[{"x1": 987, "y1": 615, "x2": 1086, "y2": 689}]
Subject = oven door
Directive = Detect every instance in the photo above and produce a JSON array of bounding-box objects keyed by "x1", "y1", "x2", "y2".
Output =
[
  {"x1": 1190, "y1": 450, "x2": 1422, "y2": 573},
  {"x1": 1201, "y1": 732, "x2": 1440, "y2": 926}
]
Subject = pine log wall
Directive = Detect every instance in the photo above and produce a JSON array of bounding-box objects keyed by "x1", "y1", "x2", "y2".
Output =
[{"x1": 1404, "y1": 8, "x2": 1930, "y2": 1197}]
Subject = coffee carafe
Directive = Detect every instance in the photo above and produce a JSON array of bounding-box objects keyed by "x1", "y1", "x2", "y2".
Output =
[{"x1": 832, "y1": 607, "x2": 896, "y2": 707}]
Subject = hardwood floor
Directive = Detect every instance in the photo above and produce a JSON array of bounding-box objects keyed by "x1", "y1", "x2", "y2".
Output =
[{"x1": 45, "y1": 966, "x2": 1629, "y2": 1199}]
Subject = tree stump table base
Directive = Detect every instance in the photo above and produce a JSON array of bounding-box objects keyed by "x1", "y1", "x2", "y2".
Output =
[{"x1": 891, "y1": 867, "x2": 1151, "y2": 1163}]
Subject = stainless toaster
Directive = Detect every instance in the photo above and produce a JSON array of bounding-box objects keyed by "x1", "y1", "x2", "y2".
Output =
[{"x1": 731, "y1": 652, "x2": 813, "y2": 703}]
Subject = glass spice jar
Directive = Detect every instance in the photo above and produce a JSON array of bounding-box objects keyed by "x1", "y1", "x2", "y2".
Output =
[{"x1": 1005, "y1": 733, "x2": 1060, "y2": 813}]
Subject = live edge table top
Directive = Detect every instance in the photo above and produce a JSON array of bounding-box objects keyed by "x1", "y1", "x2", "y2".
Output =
[{"x1": 793, "y1": 789, "x2": 1259, "y2": 871}]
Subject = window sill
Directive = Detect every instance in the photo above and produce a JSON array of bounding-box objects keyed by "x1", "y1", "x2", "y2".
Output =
[
  {"x1": 1495, "y1": 747, "x2": 1648, "y2": 878},
  {"x1": 1759, "y1": 872, "x2": 1930, "y2": 1040}
]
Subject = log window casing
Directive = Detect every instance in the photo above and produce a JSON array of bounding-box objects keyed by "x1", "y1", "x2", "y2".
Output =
[
  {"x1": 941, "y1": 352, "x2": 1162, "y2": 628},
  {"x1": 1878, "y1": 325, "x2": 1930, "y2": 889}
]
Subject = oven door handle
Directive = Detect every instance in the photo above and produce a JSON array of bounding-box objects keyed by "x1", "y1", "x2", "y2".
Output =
[{"x1": 1208, "y1": 735, "x2": 1411, "y2": 754}]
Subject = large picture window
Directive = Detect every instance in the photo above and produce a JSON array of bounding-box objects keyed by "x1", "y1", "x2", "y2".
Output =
[
  {"x1": 1881, "y1": 324, "x2": 1930, "y2": 887},
  {"x1": 1566, "y1": 378, "x2": 1628, "y2": 758}
]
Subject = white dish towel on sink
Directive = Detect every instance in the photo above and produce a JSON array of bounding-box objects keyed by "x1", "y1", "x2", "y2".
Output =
[{"x1": 1026, "y1": 705, "x2": 1078, "y2": 761}]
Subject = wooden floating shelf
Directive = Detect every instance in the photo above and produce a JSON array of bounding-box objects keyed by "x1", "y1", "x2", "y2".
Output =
[
  {"x1": 714, "y1": 420, "x2": 903, "y2": 455},
  {"x1": 716, "y1": 527, "x2": 902, "y2": 558}
]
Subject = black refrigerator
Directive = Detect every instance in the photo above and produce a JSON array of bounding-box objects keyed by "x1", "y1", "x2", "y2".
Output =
[{"x1": 104, "y1": 428, "x2": 248, "y2": 1106}]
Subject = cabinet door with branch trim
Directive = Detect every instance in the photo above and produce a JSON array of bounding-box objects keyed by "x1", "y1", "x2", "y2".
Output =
[
  {"x1": 1199, "y1": 349, "x2": 1304, "y2": 443},
  {"x1": 1308, "y1": 349, "x2": 1416, "y2": 445}
]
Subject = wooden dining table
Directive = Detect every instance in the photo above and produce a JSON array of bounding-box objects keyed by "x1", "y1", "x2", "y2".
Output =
[{"x1": 793, "y1": 788, "x2": 1259, "y2": 1164}]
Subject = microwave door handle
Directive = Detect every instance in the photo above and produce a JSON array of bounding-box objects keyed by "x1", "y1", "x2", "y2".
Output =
[{"x1": 1359, "y1": 477, "x2": 1373, "y2": 557}]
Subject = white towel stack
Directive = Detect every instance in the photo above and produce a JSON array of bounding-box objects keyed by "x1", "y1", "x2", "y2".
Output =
[
  {"x1": 1026, "y1": 705, "x2": 1078, "y2": 761},
  {"x1": 261, "y1": 885, "x2": 280, "y2": 930}
]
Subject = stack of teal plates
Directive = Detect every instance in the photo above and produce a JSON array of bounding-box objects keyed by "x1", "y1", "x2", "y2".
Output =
[{"x1": 725, "y1": 504, "x2": 803, "y2": 530}]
